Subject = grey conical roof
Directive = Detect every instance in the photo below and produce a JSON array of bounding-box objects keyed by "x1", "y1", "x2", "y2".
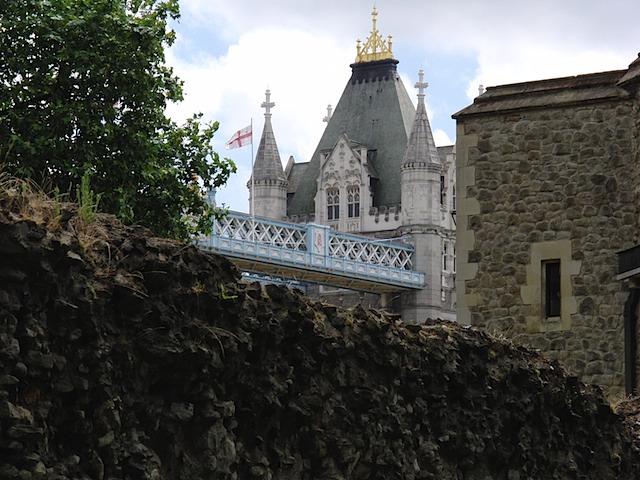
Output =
[
  {"x1": 251, "y1": 90, "x2": 287, "y2": 184},
  {"x1": 287, "y1": 58, "x2": 416, "y2": 215},
  {"x1": 252, "y1": 116, "x2": 287, "y2": 183},
  {"x1": 402, "y1": 71, "x2": 440, "y2": 165}
]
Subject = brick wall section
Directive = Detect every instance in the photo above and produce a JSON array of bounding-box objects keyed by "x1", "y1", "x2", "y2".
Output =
[{"x1": 454, "y1": 68, "x2": 640, "y2": 397}]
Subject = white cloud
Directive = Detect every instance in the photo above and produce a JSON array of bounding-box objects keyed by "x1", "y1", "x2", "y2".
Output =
[
  {"x1": 167, "y1": 0, "x2": 640, "y2": 212},
  {"x1": 166, "y1": 25, "x2": 355, "y2": 211},
  {"x1": 168, "y1": 26, "x2": 352, "y2": 152},
  {"x1": 433, "y1": 129, "x2": 453, "y2": 147}
]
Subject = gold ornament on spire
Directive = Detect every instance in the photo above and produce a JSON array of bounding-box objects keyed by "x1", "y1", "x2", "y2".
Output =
[{"x1": 355, "y1": 6, "x2": 394, "y2": 63}]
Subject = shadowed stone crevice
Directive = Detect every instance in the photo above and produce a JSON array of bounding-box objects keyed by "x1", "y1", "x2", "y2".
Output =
[{"x1": 0, "y1": 199, "x2": 639, "y2": 478}]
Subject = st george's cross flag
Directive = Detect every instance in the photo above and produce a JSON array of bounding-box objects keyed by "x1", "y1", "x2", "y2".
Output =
[{"x1": 225, "y1": 125, "x2": 252, "y2": 149}]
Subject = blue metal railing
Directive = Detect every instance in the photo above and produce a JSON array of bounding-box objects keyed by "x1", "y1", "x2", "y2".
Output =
[{"x1": 196, "y1": 211, "x2": 425, "y2": 291}]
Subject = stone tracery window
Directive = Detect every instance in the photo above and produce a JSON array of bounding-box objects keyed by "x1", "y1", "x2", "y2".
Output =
[
  {"x1": 327, "y1": 188, "x2": 340, "y2": 220},
  {"x1": 347, "y1": 185, "x2": 360, "y2": 218}
]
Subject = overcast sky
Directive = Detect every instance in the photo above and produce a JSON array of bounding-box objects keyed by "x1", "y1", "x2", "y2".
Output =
[{"x1": 165, "y1": 0, "x2": 640, "y2": 213}]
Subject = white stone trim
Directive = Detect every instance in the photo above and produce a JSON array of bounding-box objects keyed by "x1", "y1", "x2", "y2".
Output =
[{"x1": 521, "y1": 239, "x2": 581, "y2": 332}]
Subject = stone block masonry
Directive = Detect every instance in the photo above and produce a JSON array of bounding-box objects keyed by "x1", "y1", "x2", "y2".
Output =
[{"x1": 454, "y1": 65, "x2": 640, "y2": 397}]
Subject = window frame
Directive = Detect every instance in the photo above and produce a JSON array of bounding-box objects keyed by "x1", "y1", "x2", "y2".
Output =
[
  {"x1": 347, "y1": 185, "x2": 360, "y2": 218},
  {"x1": 543, "y1": 259, "x2": 561, "y2": 318},
  {"x1": 326, "y1": 187, "x2": 340, "y2": 221}
]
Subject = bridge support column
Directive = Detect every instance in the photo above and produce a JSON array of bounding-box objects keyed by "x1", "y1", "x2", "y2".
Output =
[{"x1": 306, "y1": 223, "x2": 330, "y2": 256}]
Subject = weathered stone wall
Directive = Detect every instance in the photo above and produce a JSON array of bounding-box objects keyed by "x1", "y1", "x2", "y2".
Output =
[
  {"x1": 2, "y1": 195, "x2": 640, "y2": 479},
  {"x1": 455, "y1": 78, "x2": 639, "y2": 397},
  {"x1": 629, "y1": 79, "x2": 640, "y2": 392}
]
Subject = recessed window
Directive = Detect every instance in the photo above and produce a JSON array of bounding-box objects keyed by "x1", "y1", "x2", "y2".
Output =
[
  {"x1": 453, "y1": 244, "x2": 456, "y2": 273},
  {"x1": 347, "y1": 186, "x2": 360, "y2": 218},
  {"x1": 443, "y1": 242, "x2": 448, "y2": 271},
  {"x1": 543, "y1": 260, "x2": 561, "y2": 318},
  {"x1": 443, "y1": 240, "x2": 455, "y2": 272},
  {"x1": 327, "y1": 188, "x2": 340, "y2": 221},
  {"x1": 521, "y1": 240, "x2": 579, "y2": 332}
]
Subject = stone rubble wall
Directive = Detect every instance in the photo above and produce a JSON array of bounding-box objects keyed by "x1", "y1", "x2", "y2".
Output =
[
  {"x1": 456, "y1": 92, "x2": 639, "y2": 397},
  {"x1": 1, "y1": 203, "x2": 639, "y2": 478}
]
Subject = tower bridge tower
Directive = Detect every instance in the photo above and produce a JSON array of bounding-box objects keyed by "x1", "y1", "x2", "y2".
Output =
[{"x1": 249, "y1": 8, "x2": 456, "y2": 322}]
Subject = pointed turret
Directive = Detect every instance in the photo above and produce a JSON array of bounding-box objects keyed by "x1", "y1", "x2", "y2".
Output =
[
  {"x1": 248, "y1": 89, "x2": 288, "y2": 219},
  {"x1": 278, "y1": 8, "x2": 457, "y2": 324},
  {"x1": 400, "y1": 69, "x2": 443, "y2": 227},
  {"x1": 402, "y1": 69, "x2": 440, "y2": 166},
  {"x1": 251, "y1": 89, "x2": 287, "y2": 184},
  {"x1": 287, "y1": 8, "x2": 415, "y2": 216},
  {"x1": 400, "y1": 69, "x2": 450, "y2": 323},
  {"x1": 322, "y1": 104, "x2": 332, "y2": 124}
]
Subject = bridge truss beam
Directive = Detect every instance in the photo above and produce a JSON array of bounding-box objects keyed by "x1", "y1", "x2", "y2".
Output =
[{"x1": 196, "y1": 212, "x2": 425, "y2": 293}]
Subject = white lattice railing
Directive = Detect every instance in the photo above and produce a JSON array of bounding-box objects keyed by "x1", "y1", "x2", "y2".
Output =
[
  {"x1": 328, "y1": 234, "x2": 413, "y2": 269},
  {"x1": 197, "y1": 211, "x2": 424, "y2": 290},
  {"x1": 215, "y1": 214, "x2": 307, "y2": 251}
]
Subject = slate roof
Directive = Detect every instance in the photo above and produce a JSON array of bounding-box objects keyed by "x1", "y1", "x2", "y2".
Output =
[
  {"x1": 452, "y1": 70, "x2": 630, "y2": 119},
  {"x1": 437, "y1": 145, "x2": 455, "y2": 158},
  {"x1": 251, "y1": 115, "x2": 287, "y2": 184},
  {"x1": 284, "y1": 159, "x2": 308, "y2": 195},
  {"x1": 286, "y1": 58, "x2": 416, "y2": 216},
  {"x1": 402, "y1": 83, "x2": 440, "y2": 166}
]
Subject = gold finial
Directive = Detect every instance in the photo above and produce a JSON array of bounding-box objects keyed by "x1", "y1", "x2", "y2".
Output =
[{"x1": 355, "y1": 7, "x2": 394, "y2": 63}]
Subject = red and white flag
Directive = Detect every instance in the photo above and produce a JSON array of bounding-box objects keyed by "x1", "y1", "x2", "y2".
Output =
[{"x1": 225, "y1": 125, "x2": 252, "y2": 150}]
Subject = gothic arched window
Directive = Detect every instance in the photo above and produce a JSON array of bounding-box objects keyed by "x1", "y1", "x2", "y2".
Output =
[
  {"x1": 347, "y1": 185, "x2": 360, "y2": 218},
  {"x1": 327, "y1": 188, "x2": 340, "y2": 220}
]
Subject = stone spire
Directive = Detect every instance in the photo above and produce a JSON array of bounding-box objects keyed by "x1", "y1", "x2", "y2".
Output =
[
  {"x1": 251, "y1": 89, "x2": 287, "y2": 183},
  {"x1": 401, "y1": 69, "x2": 440, "y2": 165},
  {"x1": 248, "y1": 89, "x2": 288, "y2": 219},
  {"x1": 399, "y1": 70, "x2": 449, "y2": 323}
]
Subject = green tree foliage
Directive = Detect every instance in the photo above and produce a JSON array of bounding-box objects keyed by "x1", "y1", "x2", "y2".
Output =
[{"x1": 0, "y1": 0, "x2": 236, "y2": 239}]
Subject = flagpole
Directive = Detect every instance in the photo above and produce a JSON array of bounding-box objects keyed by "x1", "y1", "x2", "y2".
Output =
[
  {"x1": 250, "y1": 118, "x2": 255, "y2": 242},
  {"x1": 250, "y1": 117, "x2": 254, "y2": 218}
]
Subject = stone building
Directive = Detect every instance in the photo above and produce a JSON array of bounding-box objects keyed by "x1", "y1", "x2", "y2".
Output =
[
  {"x1": 454, "y1": 54, "x2": 640, "y2": 396},
  {"x1": 248, "y1": 8, "x2": 456, "y2": 322}
]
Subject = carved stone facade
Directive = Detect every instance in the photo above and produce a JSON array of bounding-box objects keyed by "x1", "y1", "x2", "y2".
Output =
[
  {"x1": 314, "y1": 135, "x2": 368, "y2": 233},
  {"x1": 454, "y1": 55, "x2": 640, "y2": 396},
  {"x1": 252, "y1": 10, "x2": 457, "y2": 323}
]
